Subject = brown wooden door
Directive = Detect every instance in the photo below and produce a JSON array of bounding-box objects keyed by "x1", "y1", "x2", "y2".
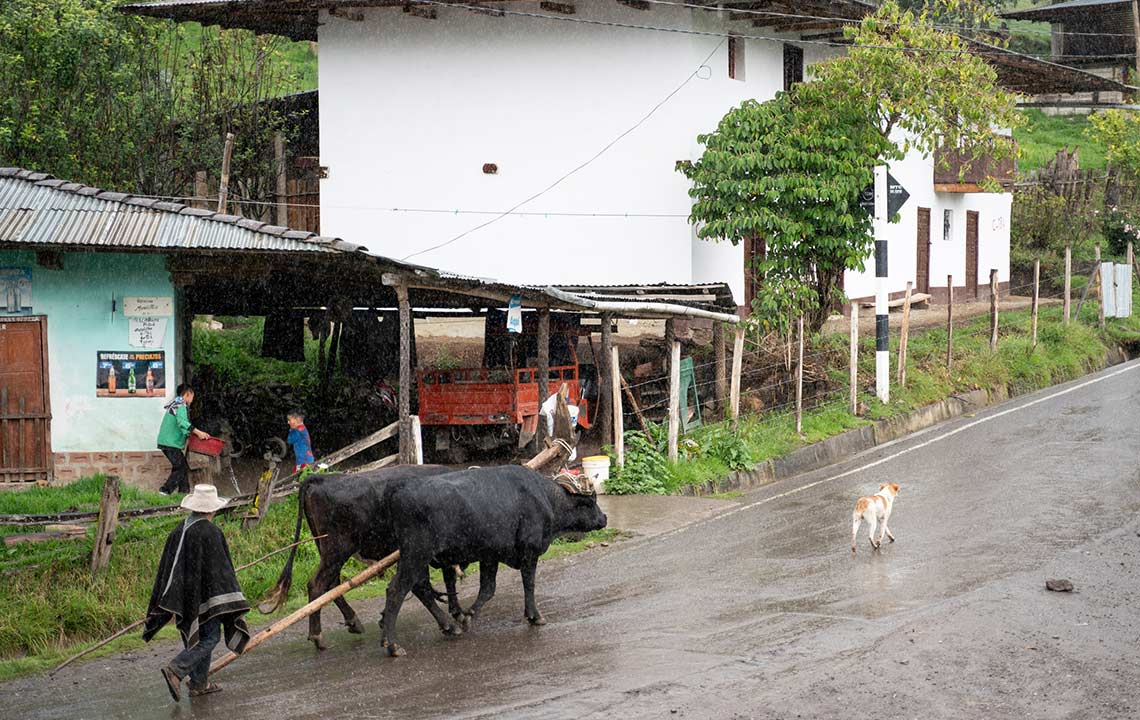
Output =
[
  {"x1": 916, "y1": 207, "x2": 931, "y2": 294},
  {"x1": 966, "y1": 210, "x2": 979, "y2": 299},
  {"x1": 0, "y1": 317, "x2": 52, "y2": 484}
]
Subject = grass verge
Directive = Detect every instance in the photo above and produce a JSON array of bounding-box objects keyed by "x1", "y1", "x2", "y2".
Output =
[{"x1": 0, "y1": 493, "x2": 622, "y2": 681}]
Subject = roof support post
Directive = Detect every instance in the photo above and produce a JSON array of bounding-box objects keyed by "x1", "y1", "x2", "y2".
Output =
[
  {"x1": 597, "y1": 312, "x2": 614, "y2": 446},
  {"x1": 396, "y1": 282, "x2": 414, "y2": 464},
  {"x1": 536, "y1": 308, "x2": 551, "y2": 448},
  {"x1": 713, "y1": 320, "x2": 727, "y2": 417}
]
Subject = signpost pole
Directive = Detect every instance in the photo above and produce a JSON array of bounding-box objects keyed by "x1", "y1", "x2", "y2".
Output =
[{"x1": 873, "y1": 166, "x2": 889, "y2": 404}]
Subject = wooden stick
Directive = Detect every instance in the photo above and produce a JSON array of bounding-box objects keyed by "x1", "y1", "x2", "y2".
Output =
[
  {"x1": 216, "y1": 132, "x2": 234, "y2": 214},
  {"x1": 90, "y1": 476, "x2": 120, "y2": 576},
  {"x1": 347, "y1": 453, "x2": 399, "y2": 475},
  {"x1": 536, "y1": 308, "x2": 550, "y2": 448},
  {"x1": 611, "y1": 345, "x2": 624, "y2": 468},
  {"x1": 620, "y1": 375, "x2": 650, "y2": 435},
  {"x1": 849, "y1": 302, "x2": 858, "y2": 414},
  {"x1": 729, "y1": 327, "x2": 744, "y2": 422},
  {"x1": 667, "y1": 340, "x2": 681, "y2": 462},
  {"x1": 947, "y1": 275, "x2": 953, "y2": 370},
  {"x1": 274, "y1": 132, "x2": 288, "y2": 226},
  {"x1": 1063, "y1": 245, "x2": 1071, "y2": 325},
  {"x1": 1096, "y1": 243, "x2": 1105, "y2": 330},
  {"x1": 989, "y1": 269, "x2": 999, "y2": 351},
  {"x1": 1031, "y1": 259, "x2": 1040, "y2": 349},
  {"x1": 897, "y1": 281, "x2": 912, "y2": 387},
  {"x1": 397, "y1": 283, "x2": 413, "y2": 464},
  {"x1": 795, "y1": 315, "x2": 804, "y2": 435},
  {"x1": 51, "y1": 534, "x2": 328, "y2": 675},
  {"x1": 211, "y1": 551, "x2": 400, "y2": 675}
]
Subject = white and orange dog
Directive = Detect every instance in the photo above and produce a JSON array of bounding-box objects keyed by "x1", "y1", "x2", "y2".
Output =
[{"x1": 850, "y1": 483, "x2": 900, "y2": 553}]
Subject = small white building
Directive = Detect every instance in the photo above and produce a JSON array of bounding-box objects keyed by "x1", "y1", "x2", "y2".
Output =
[{"x1": 127, "y1": 0, "x2": 1130, "y2": 311}]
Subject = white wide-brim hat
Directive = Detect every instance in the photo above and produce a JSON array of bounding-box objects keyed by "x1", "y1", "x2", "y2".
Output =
[{"x1": 180, "y1": 484, "x2": 229, "y2": 513}]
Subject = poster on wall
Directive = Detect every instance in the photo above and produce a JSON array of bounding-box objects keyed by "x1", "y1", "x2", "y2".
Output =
[
  {"x1": 128, "y1": 317, "x2": 167, "y2": 348},
  {"x1": 96, "y1": 351, "x2": 166, "y2": 397},
  {"x1": 0, "y1": 268, "x2": 32, "y2": 316}
]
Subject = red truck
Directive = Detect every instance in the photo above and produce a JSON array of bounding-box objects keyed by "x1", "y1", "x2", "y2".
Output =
[{"x1": 417, "y1": 313, "x2": 593, "y2": 462}]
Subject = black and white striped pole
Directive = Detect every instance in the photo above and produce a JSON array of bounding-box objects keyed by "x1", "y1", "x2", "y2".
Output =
[{"x1": 874, "y1": 166, "x2": 889, "y2": 403}]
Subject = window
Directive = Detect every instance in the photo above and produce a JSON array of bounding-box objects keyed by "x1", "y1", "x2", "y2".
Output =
[
  {"x1": 729, "y1": 37, "x2": 745, "y2": 81},
  {"x1": 783, "y1": 44, "x2": 803, "y2": 91},
  {"x1": 943, "y1": 209, "x2": 953, "y2": 242}
]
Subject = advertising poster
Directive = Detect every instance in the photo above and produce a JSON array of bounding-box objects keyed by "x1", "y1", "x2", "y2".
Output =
[
  {"x1": 97, "y1": 351, "x2": 166, "y2": 397},
  {"x1": 0, "y1": 268, "x2": 32, "y2": 316}
]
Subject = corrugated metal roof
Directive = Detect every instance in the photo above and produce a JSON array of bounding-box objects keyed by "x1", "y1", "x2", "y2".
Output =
[
  {"x1": 0, "y1": 168, "x2": 367, "y2": 255},
  {"x1": 1002, "y1": 0, "x2": 1127, "y2": 20}
]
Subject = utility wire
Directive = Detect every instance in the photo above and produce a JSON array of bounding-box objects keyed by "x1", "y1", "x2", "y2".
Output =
[{"x1": 399, "y1": 35, "x2": 726, "y2": 261}]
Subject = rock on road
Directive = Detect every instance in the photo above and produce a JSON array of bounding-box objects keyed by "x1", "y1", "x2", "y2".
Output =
[{"x1": 5, "y1": 359, "x2": 1140, "y2": 719}]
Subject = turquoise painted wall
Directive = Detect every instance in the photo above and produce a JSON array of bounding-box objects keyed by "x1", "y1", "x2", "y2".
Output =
[{"x1": 0, "y1": 250, "x2": 178, "y2": 452}]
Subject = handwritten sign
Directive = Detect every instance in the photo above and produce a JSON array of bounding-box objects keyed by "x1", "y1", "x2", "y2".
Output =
[
  {"x1": 129, "y1": 317, "x2": 167, "y2": 349},
  {"x1": 124, "y1": 296, "x2": 173, "y2": 317}
]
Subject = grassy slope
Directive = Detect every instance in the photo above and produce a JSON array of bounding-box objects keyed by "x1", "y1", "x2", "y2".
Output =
[
  {"x1": 0, "y1": 491, "x2": 620, "y2": 680},
  {"x1": 1015, "y1": 110, "x2": 1107, "y2": 173}
]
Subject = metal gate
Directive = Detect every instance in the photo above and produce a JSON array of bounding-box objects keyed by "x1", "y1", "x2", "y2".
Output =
[{"x1": 0, "y1": 316, "x2": 52, "y2": 485}]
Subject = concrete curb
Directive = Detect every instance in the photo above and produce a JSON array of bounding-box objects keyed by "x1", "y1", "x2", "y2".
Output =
[{"x1": 680, "y1": 346, "x2": 1133, "y2": 497}]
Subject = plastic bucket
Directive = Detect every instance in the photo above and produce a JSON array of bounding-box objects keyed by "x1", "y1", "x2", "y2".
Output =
[{"x1": 581, "y1": 455, "x2": 610, "y2": 494}]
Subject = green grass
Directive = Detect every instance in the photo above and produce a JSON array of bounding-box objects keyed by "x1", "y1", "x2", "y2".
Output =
[
  {"x1": 1015, "y1": 110, "x2": 1106, "y2": 173},
  {"x1": 0, "y1": 475, "x2": 169, "y2": 516},
  {"x1": 658, "y1": 283, "x2": 1140, "y2": 494},
  {"x1": 0, "y1": 489, "x2": 623, "y2": 681}
]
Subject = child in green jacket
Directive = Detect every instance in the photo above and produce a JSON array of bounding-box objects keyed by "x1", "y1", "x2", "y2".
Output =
[{"x1": 158, "y1": 384, "x2": 210, "y2": 495}]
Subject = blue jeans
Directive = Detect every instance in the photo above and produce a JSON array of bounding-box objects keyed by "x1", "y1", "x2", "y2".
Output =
[{"x1": 169, "y1": 618, "x2": 220, "y2": 690}]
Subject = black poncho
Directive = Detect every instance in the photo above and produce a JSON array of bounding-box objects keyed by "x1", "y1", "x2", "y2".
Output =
[{"x1": 143, "y1": 516, "x2": 250, "y2": 653}]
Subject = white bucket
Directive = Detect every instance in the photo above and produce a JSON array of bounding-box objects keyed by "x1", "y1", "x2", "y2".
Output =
[{"x1": 581, "y1": 455, "x2": 610, "y2": 494}]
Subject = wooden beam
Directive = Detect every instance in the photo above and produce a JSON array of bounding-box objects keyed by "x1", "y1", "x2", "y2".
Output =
[
  {"x1": 536, "y1": 308, "x2": 550, "y2": 448},
  {"x1": 597, "y1": 313, "x2": 614, "y2": 444},
  {"x1": 730, "y1": 327, "x2": 744, "y2": 422},
  {"x1": 611, "y1": 345, "x2": 624, "y2": 469},
  {"x1": 319, "y1": 420, "x2": 400, "y2": 468},
  {"x1": 714, "y1": 320, "x2": 727, "y2": 416},
  {"x1": 217, "y1": 132, "x2": 234, "y2": 214},
  {"x1": 396, "y1": 283, "x2": 413, "y2": 464},
  {"x1": 667, "y1": 340, "x2": 681, "y2": 462}
]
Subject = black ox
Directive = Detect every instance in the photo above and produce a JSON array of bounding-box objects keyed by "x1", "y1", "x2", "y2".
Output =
[
  {"x1": 260, "y1": 464, "x2": 455, "y2": 649},
  {"x1": 379, "y1": 465, "x2": 607, "y2": 656}
]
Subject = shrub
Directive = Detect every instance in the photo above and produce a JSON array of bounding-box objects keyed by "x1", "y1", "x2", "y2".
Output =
[{"x1": 606, "y1": 431, "x2": 669, "y2": 495}]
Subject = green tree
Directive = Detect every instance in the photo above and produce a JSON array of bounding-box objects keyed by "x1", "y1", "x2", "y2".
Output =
[
  {"x1": 1087, "y1": 109, "x2": 1140, "y2": 178},
  {"x1": 681, "y1": 0, "x2": 1020, "y2": 332},
  {"x1": 0, "y1": 0, "x2": 303, "y2": 211}
]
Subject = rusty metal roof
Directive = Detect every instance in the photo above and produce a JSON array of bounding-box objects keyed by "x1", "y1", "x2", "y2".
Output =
[{"x1": 0, "y1": 168, "x2": 366, "y2": 255}]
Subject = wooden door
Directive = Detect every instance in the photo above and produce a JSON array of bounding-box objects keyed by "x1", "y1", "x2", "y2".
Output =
[
  {"x1": 966, "y1": 210, "x2": 979, "y2": 299},
  {"x1": 0, "y1": 317, "x2": 52, "y2": 485},
  {"x1": 916, "y1": 207, "x2": 931, "y2": 294}
]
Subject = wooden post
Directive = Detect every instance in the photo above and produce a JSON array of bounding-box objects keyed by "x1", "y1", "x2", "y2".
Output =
[
  {"x1": 242, "y1": 466, "x2": 277, "y2": 531},
  {"x1": 274, "y1": 132, "x2": 288, "y2": 226},
  {"x1": 620, "y1": 374, "x2": 650, "y2": 435},
  {"x1": 1132, "y1": 0, "x2": 1140, "y2": 84},
  {"x1": 729, "y1": 327, "x2": 744, "y2": 422},
  {"x1": 849, "y1": 302, "x2": 858, "y2": 414},
  {"x1": 211, "y1": 551, "x2": 401, "y2": 675},
  {"x1": 535, "y1": 308, "x2": 550, "y2": 448},
  {"x1": 989, "y1": 269, "x2": 999, "y2": 351},
  {"x1": 897, "y1": 281, "x2": 913, "y2": 387},
  {"x1": 1063, "y1": 245, "x2": 1072, "y2": 325},
  {"x1": 795, "y1": 315, "x2": 804, "y2": 435},
  {"x1": 1096, "y1": 243, "x2": 1105, "y2": 330},
  {"x1": 396, "y1": 283, "x2": 413, "y2": 464},
  {"x1": 597, "y1": 313, "x2": 613, "y2": 445},
  {"x1": 611, "y1": 345, "x2": 624, "y2": 468},
  {"x1": 217, "y1": 132, "x2": 235, "y2": 214},
  {"x1": 947, "y1": 275, "x2": 954, "y2": 370},
  {"x1": 1129, "y1": 242, "x2": 1135, "y2": 281},
  {"x1": 409, "y1": 415, "x2": 423, "y2": 465},
  {"x1": 90, "y1": 476, "x2": 120, "y2": 576},
  {"x1": 713, "y1": 320, "x2": 727, "y2": 416},
  {"x1": 1031, "y1": 259, "x2": 1040, "y2": 349},
  {"x1": 194, "y1": 171, "x2": 209, "y2": 210},
  {"x1": 667, "y1": 340, "x2": 681, "y2": 462}
]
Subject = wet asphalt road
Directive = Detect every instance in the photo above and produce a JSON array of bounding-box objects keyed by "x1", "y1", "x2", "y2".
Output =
[{"x1": 6, "y1": 359, "x2": 1140, "y2": 719}]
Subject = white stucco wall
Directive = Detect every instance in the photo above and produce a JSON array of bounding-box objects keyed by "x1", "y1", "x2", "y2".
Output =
[
  {"x1": 319, "y1": 2, "x2": 801, "y2": 289},
  {"x1": 317, "y1": 2, "x2": 1011, "y2": 306}
]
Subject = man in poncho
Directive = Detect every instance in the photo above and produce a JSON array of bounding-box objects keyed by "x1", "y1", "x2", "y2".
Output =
[{"x1": 144, "y1": 484, "x2": 250, "y2": 701}]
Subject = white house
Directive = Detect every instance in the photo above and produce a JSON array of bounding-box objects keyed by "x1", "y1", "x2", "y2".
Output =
[{"x1": 126, "y1": 0, "x2": 1131, "y2": 312}]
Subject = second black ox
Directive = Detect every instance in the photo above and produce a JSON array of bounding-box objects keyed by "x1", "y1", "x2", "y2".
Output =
[{"x1": 380, "y1": 465, "x2": 607, "y2": 656}]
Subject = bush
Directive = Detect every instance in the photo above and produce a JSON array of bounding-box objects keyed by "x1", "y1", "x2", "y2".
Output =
[
  {"x1": 1101, "y1": 205, "x2": 1140, "y2": 258},
  {"x1": 606, "y1": 431, "x2": 669, "y2": 495}
]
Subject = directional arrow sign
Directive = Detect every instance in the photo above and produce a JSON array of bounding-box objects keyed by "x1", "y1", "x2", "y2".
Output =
[{"x1": 858, "y1": 171, "x2": 910, "y2": 218}]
